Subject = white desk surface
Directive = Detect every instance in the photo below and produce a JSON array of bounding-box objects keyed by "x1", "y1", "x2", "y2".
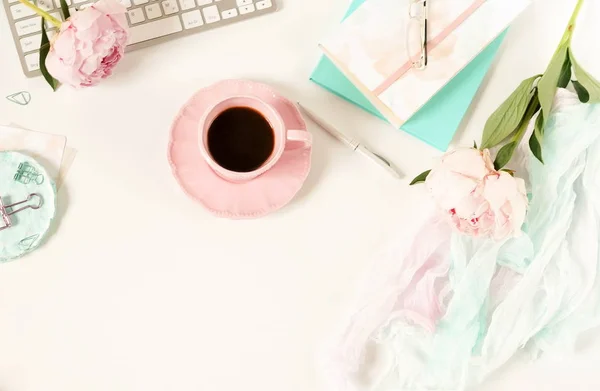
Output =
[{"x1": 1, "y1": 0, "x2": 600, "y2": 390}]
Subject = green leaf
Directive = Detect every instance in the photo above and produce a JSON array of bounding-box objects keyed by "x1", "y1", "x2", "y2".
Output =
[
  {"x1": 535, "y1": 111, "x2": 544, "y2": 137},
  {"x1": 531, "y1": 111, "x2": 545, "y2": 164},
  {"x1": 529, "y1": 129, "x2": 544, "y2": 164},
  {"x1": 501, "y1": 168, "x2": 516, "y2": 177},
  {"x1": 481, "y1": 75, "x2": 540, "y2": 149},
  {"x1": 473, "y1": 140, "x2": 478, "y2": 149},
  {"x1": 409, "y1": 169, "x2": 431, "y2": 186},
  {"x1": 571, "y1": 50, "x2": 600, "y2": 103},
  {"x1": 493, "y1": 141, "x2": 517, "y2": 170},
  {"x1": 492, "y1": 94, "x2": 541, "y2": 170},
  {"x1": 60, "y1": 0, "x2": 70, "y2": 19},
  {"x1": 557, "y1": 52, "x2": 572, "y2": 88},
  {"x1": 538, "y1": 44, "x2": 569, "y2": 127},
  {"x1": 39, "y1": 21, "x2": 59, "y2": 91},
  {"x1": 572, "y1": 80, "x2": 590, "y2": 103}
]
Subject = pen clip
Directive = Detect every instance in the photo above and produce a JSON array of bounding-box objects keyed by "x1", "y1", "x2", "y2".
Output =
[
  {"x1": 360, "y1": 145, "x2": 402, "y2": 178},
  {"x1": 370, "y1": 150, "x2": 392, "y2": 167}
]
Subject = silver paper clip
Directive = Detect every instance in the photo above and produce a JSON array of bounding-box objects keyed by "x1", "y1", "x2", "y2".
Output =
[
  {"x1": 0, "y1": 193, "x2": 43, "y2": 232},
  {"x1": 407, "y1": 0, "x2": 428, "y2": 70}
]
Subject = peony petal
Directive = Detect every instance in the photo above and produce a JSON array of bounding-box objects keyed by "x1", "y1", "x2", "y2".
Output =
[
  {"x1": 52, "y1": 28, "x2": 77, "y2": 63},
  {"x1": 92, "y1": 0, "x2": 128, "y2": 15},
  {"x1": 45, "y1": 49, "x2": 85, "y2": 88},
  {"x1": 80, "y1": 53, "x2": 102, "y2": 74},
  {"x1": 45, "y1": 0, "x2": 128, "y2": 89},
  {"x1": 484, "y1": 173, "x2": 528, "y2": 239},
  {"x1": 454, "y1": 192, "x2": 488, "y2": 220},
  {"x1": 427, "y1": 170, "x2": 479, "y2": 211},
  {"x1": 112, "y1": 13, "x2": 130, "y2": 33},
  {"x1": 70, "y1": 6, "x2": 102, "y2": 30},
  {"x1": 441, "y1": 148, "x2": 493, "y2": 180},
  {"x1": 75, "y1": 20, "x2": 102, "y2": 42},
  {"x1": 425, "y1": 147, "x2": 530, "y2": 241},
  {"x1": 483, "y1": 173, "x2": 513, "y2": 210}
]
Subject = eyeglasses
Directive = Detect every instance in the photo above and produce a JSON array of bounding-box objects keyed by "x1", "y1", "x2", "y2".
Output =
[{"x1": 407, "y1": 0, "x2": 428, "y2": 70}]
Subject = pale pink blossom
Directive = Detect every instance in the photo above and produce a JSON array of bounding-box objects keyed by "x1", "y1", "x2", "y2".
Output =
[
  {"x1": 45, "y1": 0, "x2": 129, "y2": 88},
  {"x1": 425, "y1": 148, "x2": 528, "y2": 240}
]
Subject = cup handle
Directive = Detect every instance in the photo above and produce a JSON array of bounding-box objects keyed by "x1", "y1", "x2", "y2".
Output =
[{"x1": 285, "y1": 129, "x2": 312, "y2": 150}]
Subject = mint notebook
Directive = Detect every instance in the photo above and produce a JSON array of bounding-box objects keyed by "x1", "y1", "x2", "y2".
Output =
[{"x1": 310, "y1": 0, "x2": 506, "y2": 151}]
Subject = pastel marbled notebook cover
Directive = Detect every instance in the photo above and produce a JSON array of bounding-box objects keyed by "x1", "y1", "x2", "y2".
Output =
[{"x1": 320, "y1": 0, "x2": 531, "y2": 127}]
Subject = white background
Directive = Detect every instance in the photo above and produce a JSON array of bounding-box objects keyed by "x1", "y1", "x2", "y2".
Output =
[{"x1": 1, "y1": 0, "x2": 600, "y2": 390}]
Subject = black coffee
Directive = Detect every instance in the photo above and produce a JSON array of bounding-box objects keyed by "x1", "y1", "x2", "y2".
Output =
[{"x1": 207, "y1": 107, "x2": 275, "y2": 173}]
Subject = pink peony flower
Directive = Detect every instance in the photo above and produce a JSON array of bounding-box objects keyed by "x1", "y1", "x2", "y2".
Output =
[
  {"x1": 45, "y1": 0, "x2": 129, "y2": 88},
  {"x1": 425, "y1": 148, "x2": 528, "y2": 241}
]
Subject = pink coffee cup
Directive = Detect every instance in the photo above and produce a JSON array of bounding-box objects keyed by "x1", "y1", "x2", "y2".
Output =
[{"x1": 198, "y1": 95, "x2": 312, "y2": 182}]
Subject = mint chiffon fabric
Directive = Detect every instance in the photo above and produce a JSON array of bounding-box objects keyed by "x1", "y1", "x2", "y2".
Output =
[{"x1": 322, "y1": 90, "x2": 600, "y2": 391}]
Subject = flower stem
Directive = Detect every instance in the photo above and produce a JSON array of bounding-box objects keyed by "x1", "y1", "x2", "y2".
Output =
[
  {"x1": 559, "y1": 0, "x2": 585, "y2": 45},
  {"x1": 512, "y1": 99, "x2": 539, "y2": 145},
  {"x1": 17, "y1": 0, "x2": 62, "y2": 28},
  {"x1": 569, "y1": 0, "x2": 585, "y2": 27}
]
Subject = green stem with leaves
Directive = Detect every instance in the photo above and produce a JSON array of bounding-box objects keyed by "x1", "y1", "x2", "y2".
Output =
[
  {"x1": 17, "y1": 0, "x2": 61, "y2": 28},
  {"x1": 410, "y1": 0, "x2": 598, "y2": 185}
]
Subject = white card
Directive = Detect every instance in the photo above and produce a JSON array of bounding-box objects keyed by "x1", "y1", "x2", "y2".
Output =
[{"x1": 0, "y1": 125, "x2": 67, "y2": 182}]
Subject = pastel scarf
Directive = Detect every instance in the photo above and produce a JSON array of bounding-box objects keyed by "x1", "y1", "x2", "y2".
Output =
[{"x1": 321, "y1": 90, "x2": 600, "y2": 391}]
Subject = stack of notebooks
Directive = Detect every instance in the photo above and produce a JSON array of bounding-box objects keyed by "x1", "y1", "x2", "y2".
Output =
[{"x1": 311, "y1": 0, "x2": 530, "y2": 151}]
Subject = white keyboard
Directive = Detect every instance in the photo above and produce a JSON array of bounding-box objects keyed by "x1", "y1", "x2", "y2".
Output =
[{"x1": 3, "y1": 0, "x2": 278, "y2": 77}]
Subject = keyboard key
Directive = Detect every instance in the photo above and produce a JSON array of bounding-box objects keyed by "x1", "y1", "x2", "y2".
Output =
[
  {"x1": 10, "y1": 3, "x2": 37, "y2": 20},
  {"x1": 236, "y1": 0, "x2": 251, "y2": 5},
  {"x1": 161, "y1": 0, "x2": 178, "y2": 15},
  {"x1": 73, "y1": 0, "x2": 87, "y2": 4},
  {"x1": 118, "y1": 0, "x2": 132, "y2": 7},
  {"x1": 20, "y1": 33, "x2": 41, "y2": 53},
  {"x1": 145, "y1": 3, "x2": 161, "y2": 18},
  {"x1": 25, "y1": 53, "x2": 40, "y2": 71},
  {"x1": 221, "y1": 8, "x2": 237, "y2": 19},
  {"x1": 36, "y1": 0, "x2": 55, "y2": 11},
  {"x1": 54, "y1": 0, "x2": 71, "y2": 8},
  {"x1": 178, "y1": 0, "x2": 194, "y2": 10},
  {"x1": 255, "y1": 0, "x2": 271, "y2": 9},
  {"x1": 45, "y1": 12, "x2": 62, "y2": 28},
  {"x1": 182, "y1": 9, "x2": 203, "y2": 29},
  {"x1": 127, "y1": 8, "x2": 145, "y2": 23},
  {"x1": 79, "y1": 3, "x2": 92, "y2": 9},
  {"x1": 196, "y1": 0, "x2": 211, "y2": 5},
  {"x1": 133, "y1": 0, "x2": 148, "y2": 5},
  {"x1": 15, "y1": 17, "x2": 42, "y2": 36},
  {"x1": 201, "y1": 4, "x2": 219, "y2": 23},
  {"x1": 238, "y1": 3, "x2": 254, "y2": 14},
  {"x1": 128, "y1": 15, "x2": 182, "y2": 44}
]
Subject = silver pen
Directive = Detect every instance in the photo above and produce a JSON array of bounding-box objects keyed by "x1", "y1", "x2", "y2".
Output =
[{"x1": 297, "y1": 103, "x2": 402, "y2": 179}]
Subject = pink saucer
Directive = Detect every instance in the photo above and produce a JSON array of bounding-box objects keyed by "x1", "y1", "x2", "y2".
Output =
[{"x1": 168, "y1": 79, "x2": 312, "y2": 219}]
